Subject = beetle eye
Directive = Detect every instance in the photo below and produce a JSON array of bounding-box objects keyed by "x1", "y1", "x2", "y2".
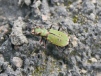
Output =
[{"x1": 31, "y1": 30, "x2": 35, "y2": 34}]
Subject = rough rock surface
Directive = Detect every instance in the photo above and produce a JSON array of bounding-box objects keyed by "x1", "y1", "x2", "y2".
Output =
[
  {"x1": 10, "y1": 17, "x2": 28, "y2": 45},
  {"x1": 0, "y1": 0, "x2": 101, "y2": 76}
]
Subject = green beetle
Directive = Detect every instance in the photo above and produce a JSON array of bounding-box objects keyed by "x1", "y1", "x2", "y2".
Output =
[{"x1": 31, "y1": 26, "x2": 69, "y2": 47}]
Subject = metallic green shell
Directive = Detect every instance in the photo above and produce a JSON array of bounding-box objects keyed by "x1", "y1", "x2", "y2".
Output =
[
  {"x1": 47, "y1": 29, "x2": 69, "y2": 47},
  {"x1": 34, "y1": 28, "x2": 48, "y2": 36},
  {"x1": 34, "y1": 28, "x2": 41, "y2": 34}
]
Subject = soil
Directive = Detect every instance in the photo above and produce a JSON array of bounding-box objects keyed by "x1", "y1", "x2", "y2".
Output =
[{"x1": 0, "y1": 0, "x2": 101, "y2": 76}]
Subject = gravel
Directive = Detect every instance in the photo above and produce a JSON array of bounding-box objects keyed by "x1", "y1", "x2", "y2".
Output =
[{"x1": 0, "y1": 0, "x2": 101, "y2": 76}]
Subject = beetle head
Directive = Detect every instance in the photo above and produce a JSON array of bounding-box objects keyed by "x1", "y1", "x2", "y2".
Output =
[{"x1": 31, "y1": 26, "x2": 41, "y2": 35}]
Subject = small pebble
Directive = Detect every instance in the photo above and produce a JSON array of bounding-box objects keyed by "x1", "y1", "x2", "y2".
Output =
[
  {"x1": 71, "y1": 35, "x2": 78, "y2": 47},
  {"x1": 90, "y1": 13, "x2": 95, "y2": 20},
  {"x1": 91, "y1": 0, "x2": 97, "y2": 4},
  {"x1": 89, "y1": 57, "x2": 97, "y2": 63},
  {"x1": 0, "y1": 54, "x2": 4, "y2": 61},
  {"x1": 24, "y1": 0, "x2": 31, "y2": 6},
  {"x1": 80, "y1": 69, "x2": 87, "y2": 74},
  {"x1": 12, "y1": 57, "x2": 23, "y2": 68},
  {"x1": 41, "y1": 14, "x2": 48, "y2": 21}
]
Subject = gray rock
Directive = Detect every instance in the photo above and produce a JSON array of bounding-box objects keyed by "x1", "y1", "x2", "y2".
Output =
[
  {"x1": 11, "y1": 57, "x2": 23, "y2": 68},
  {"x1": 82, "y1": 1, "x2": 95, "y2": 14},
  {"x1": 0, "y1": 54, "x2": 4, "y2": 62},
  {"x1": 18, "y1": 0, "x2": 31, "y2": 6},
  {"x1": 89, "y1": 13, "x2": 96, "y2": 21},
  {"x1": 10, "y1": 17, "x2": 28, "y2": 45},
  {"x1": 91, "y1": 63, "x2": 101, "y2": 70},
  {"x1": 0, "y1": 73, "x2": 8, "y2": 76},
  {"x1": 5, "y1": 65, "x2": 14, "y2": 75},
  {"x1": 41, "y1": 0, "x2": 50, "y2": 15},
  {"x1": 0, "y1": 0, "x2": 101, "y2": 76},
  {"x1": 50, "y1": 0, "x2": 64, "y2": 5},
  {"x1": 56, "y1": 6, "x2": 68, "y2": 17},
  {"x1": 14, "y1": 68, "x2": 23, "y2": 76},
  {"x1": 24, "y1": 0, "x2": 31, "y2": 6}
]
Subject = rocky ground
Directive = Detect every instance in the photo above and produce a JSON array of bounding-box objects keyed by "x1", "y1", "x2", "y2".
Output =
[{"x1": 0, "y1": 0, "x2": 101, "y2": 76}]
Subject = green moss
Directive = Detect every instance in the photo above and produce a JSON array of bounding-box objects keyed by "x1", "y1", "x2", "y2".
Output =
[
  {"x1": 94, "y1": 15, "x2": 98, "y2": 23},
  {"x1": 72, "y1": 14, "x2": 87, "y2": 24},
  {"x1": 73, "y1": 15, "x2": 78, "y2": 23},
  {"x1": 32, "y1": 66, "x2": 45, "y2": 76},
  {"x1": 32, "y1": 56, "x2": 65, "y2": 76},
  {"x1": 84, "y1": 28, "x2": 88, "y2": 32},
  {"x1": 64, "y1": 1, "x2": 72, "y2": 6},
  {"x1": 87, "y1": 60, "x2": 92, "y2": 63},
  {"x1": 69, "y1": 50, "x2": 77, "y2": 55}
]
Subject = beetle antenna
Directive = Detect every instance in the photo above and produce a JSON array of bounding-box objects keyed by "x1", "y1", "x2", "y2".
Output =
[
  {"x1": 49, "y1": 25, "x2": 52, "y2": 29},
  {"x1": 58, "y1": 27, "x2": 61, "y2": 31},
  {"x1": 40, "y1": 26, "x2": 43, "y2": 29},
  {"x1": 58, "y1": 22, "x2": 65, "y2": 31},
  {"x1": 58, "y1": 23, "x2": 62, "y2": 31}
]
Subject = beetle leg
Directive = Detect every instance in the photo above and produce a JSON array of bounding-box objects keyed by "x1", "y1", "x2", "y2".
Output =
[
  {"x1": 39, "y1": 37, "x2": 46, "y2": 48},
  {"x1": 49, "y1": 25, "x2": 53, "y2": 29},
  {"x1": 58, "y1": 22, "x2": 63, "y2": 31},
  {"x1": 24, "y1": 12, "x2": 31, "y2": 21},
  {"x1": 56, "y1": 46, "x2": 66, "y2": 52},
  {"x1": 43, "y1": 39, "x2": 47, "y2": 48},
  {"x1": 62, "y1": 46, "x2": 66, "y2": 51},
  {"x1": 56, "y1": 46, "x2": 60, "y2": 51},
  {"x1": 39, "y1": 37, "x2": 43, "y2": 44},
  {"x1": 58, "y1": 27, "x2": 61, "y2": 31},
  {"x1": 39, "y1": 26, "x2": 43, "y2": 29},
  {"x1": 56, "y1": 46, "x2": 63, "y2": 52},
  {"x1": 36, "y1": 26, "x2": 40, "y2": 28},
  {"x1": 24, "y1": 7, "x2": 33, "y2": 21}
]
